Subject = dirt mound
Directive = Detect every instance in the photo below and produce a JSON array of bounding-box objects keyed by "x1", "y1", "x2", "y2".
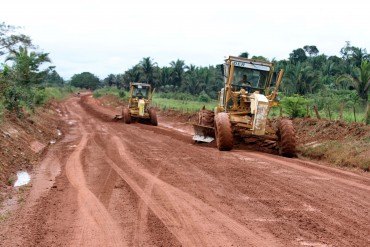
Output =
[
  {"x1": 293, "y1": 118, "x2": 370, "y2": 171},
  {"x1": 79, "y1": 94, "x2": 120, "y2": 122},
  {"x1": 0, "y1": 102, "x2": 64, "y2": 189},
  {"x1": 293, "y1": 118, "x2": 369, "y2": 144}
]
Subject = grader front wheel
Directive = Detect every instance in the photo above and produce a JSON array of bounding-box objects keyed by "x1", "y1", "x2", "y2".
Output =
[
  {"x1": 215, "y1": 113, "x2": 233, "y2": 151},
  {"x1": 123, "y1": 107, "x2": 131, "y2": 124},
  {"x1": 149, "y1": 108, "x2": 158, "y2": 126},
  {"x1": 277, "y1": 119, "x2": 296, "y2": 157}
]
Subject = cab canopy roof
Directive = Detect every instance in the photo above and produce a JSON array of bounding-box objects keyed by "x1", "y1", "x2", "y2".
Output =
[
  {"x1": 226, "y1": 56, "x2": 274, "y2": 72},
  {"x1": 131, "y1": 82, "x2": 151, "y2": 87}
]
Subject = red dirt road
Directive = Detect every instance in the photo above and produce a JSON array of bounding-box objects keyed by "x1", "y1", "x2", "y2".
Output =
[{"x1": 1, "y1": 95, "x2": 369, "y2": 246}]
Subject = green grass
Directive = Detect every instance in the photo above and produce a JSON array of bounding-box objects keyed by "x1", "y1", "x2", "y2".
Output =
[
  {"x1": 152, "y1": 96, "x2": 217, "y2": 113},
  {"x1": 269, "y1": 103, "x2": 367, "y2": 123},
  {"x1": 43, "y1": 86, "x2": 77, "y2": 101},
  {"x1": 299, "y1": 139, "x2": 370, "y2": 171},
  {"x1": 93, "y1": 87, "x2": 126, "y2": 99}
]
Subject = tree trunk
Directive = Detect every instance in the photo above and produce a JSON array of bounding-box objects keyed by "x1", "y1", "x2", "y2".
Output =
[
  {"x1": 339, "y1": 103, "x2": 344, "y2": 121},
  {"x1": 353, "y1": 106, "x2": 357, "y2": 122},
  {"x1": 365, "y1": 103, "x2": 370, "y2": 125},
  {"x1": 313, "y1": 105, "x2": 321, "y2": 119}
]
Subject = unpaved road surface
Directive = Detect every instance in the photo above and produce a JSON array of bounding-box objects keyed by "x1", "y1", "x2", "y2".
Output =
[{"x1": 1, "y1": 95, "x2": 369, "y2": 247}]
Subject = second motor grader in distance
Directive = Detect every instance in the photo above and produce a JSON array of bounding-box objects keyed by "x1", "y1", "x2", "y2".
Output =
[
  {"x1": 116, "y1": 82, "x2": 158, "y2": 126},
  {"x1": 193, "y1": 56, "x2": 296, "y2": 157}
]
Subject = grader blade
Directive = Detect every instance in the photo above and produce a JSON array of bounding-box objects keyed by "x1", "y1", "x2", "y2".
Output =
[{"x1": 192, "y1": 124, "x2": 215, "y2": 143}]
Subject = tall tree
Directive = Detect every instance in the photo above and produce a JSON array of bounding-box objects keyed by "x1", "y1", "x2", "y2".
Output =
[
  {"x1": 239, "y1": 52, "x2": 249, "y2": 58},
  {"x1": 103, "y1": 74, "x2": 117, "y2": 87},
  {"x1": 44, "y1": 70, "x2": 64, "y2": 86},
  {"x1": 5, "y1": 46, "x2": 53, "y2": 86},
  {"x1": 0, "y1": 22, "x2": 32, "y2": 56},
  {"x1": 139, "y1": 57, "x2": 158, "y2": 86},
  {"x1": 303, "y1": 45, "x2": 319, "y2": 57},
  {"x1": 289, "y1": 48, "x2": 307, "y2": 64},
  {"x1": 170, "y1": 59, "x2": 186, "y2": 89},
  {"x1": 70, "y1": 72, "x2": 100, "y2": 90},
  {"x1": 337, "y1": 60, "x2": 370, "y2": 102}
]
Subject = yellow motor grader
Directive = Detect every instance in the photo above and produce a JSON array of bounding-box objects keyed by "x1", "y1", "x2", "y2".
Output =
[
  {"x1": 116, "y1": 82, "x2": 158, "y2": 126},
  {"x1": 193, "y1": 56, "x2": 296, "y2": 157}
]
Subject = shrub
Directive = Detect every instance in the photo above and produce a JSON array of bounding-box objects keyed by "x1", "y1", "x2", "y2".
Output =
[
  {"x1": 198, "y1": 91, "x2": 211, "y2": 102},
  {"x1": 280, "y1": 95, "x2": 310, "y2": 118},
  {"x1": 118, "y1": 90, "x2": 125, "y2": 99},
  {"x1": 33, "y1": 88, "x2": 47, "y2": 106},
  {"x1": 3, "y1": 86, "x2": 26, "y2": 113},
  {"x1": 93, "y1": 90, "x2": 103, "y2": 98}
]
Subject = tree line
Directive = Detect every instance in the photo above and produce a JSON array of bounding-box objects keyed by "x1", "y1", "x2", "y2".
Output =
[
  {"x1": 1, "y1": 20, "x2": 369, "y2": 111},
  {"x1": 90, "y1": 42, "x2": 369, "y2": 104}
]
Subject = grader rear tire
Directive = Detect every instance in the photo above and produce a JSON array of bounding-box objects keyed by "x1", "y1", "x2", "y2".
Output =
[
  {"x1": 149, "y1": 108, "x2": 158, "y2": 126},
  {"x1": 123, "y1": 107, "x2": 131, "y2": 124},
  {"x1": 277, "y1": 119, "x2": 296, "y2": 157},
  {"x1": 215, "y1": 113, "x2": 233, "y2": 151}
]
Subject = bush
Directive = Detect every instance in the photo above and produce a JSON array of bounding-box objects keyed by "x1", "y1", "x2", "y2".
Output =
[
  {"x1": 157, "y1": 92, "x2": 197, "y2": 101},
  {"x1": 118, "y1": 90, "x2": 125, "y2": 99},
  {"x1": 33, "y1": 88, "x2": 47, "y2": 106},
  {"x1": 280, "y1": 95, "x2": 310, "y2": 118},
  {"x1": 198, "y1": 91, "x2": 211, "y2": 102},
  {"x1": 93, "y1": 87, "x2": 127, "y2": 99},
  {"x1": 3, "y1": 86, "x2": 27, "y2": 113}
]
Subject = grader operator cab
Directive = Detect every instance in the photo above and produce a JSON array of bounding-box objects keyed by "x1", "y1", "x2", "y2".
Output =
[
  {"x1": 116, "y1": 82, "x2": 158, "y2": 126},
  {"x1": 193, "y1": 56, "x2": 296, "y2": 157}
]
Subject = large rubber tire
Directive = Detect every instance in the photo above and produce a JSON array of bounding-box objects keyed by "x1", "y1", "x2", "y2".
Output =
[
  {"x1": 149, "y1": 108, "x2": 158, "y2": 126},
  {"x1": 123, "y1": 107, "x2": 131, "y2": 124},
  {"x1": 215, "y1": 113, "x2": 233, "y2": 151},
  {"x1": 277, "y1": 119, "x2": 296, "y2": 157}
]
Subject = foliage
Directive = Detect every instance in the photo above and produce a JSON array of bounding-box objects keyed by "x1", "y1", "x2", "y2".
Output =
[
  {"x1": 44, "y1": 70, "x2": 64, "y2": 86},
  {"x1": 152, "y1": 95, "x2": 217, "y2": 113},
  {"x1": 289, "y1": 48, "x2": 307, "y2": 64},
  {"x1": 0, "y1": 22, "x2": 32, "y2": 57},
  {"x1": 3, "y1": 85, "x2": 28, "y2": 114},
  {"x1": 5, "y1": 46, "x2": 53, "y2": 85},
  {"x1": 336, "y1": 60, "x2": 370, "y2": 102},
  {"x1": 0, "y1": 22, "x2": 69, "y2": 119},
  {"x1": 70, "y1": 72, "x2": 100, "y2": 90},
  {"x1": 280, "y1": 95, "x2": 310, "y2": 118},
  {"x1": 93, "y1": 87, "x2": 126, "y2": 99},
  {"x1": 198, "y1": 91, "x2": 211, "y2": 102},
  {"x1": 239, "y1": 52, "x2": 249, "y2": 58}
]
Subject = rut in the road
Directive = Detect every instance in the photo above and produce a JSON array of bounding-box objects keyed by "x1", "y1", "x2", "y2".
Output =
[
  {"x1": 91, "y1": 129, "x2": 280, "y2": 246},
  {"x1": 64, "y1": 116, "x2": 126, "y2": 247}
]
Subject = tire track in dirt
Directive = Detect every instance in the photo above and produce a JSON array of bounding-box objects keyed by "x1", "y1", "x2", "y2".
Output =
[
  {"x1": 132, "y1": 167, "x2": 162, "y2": 246},
  {"x1": 92, "y1": 129, "x2": 280, "y2": 246},
  {"x1": 245, "y1": 152, "x2": 370, "y2": 191},
  {"x1": 64, "y1": 111, "x2": 125, "y2": 247}
]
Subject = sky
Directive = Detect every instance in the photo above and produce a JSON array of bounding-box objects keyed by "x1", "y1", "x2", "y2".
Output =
[{"x1": 1, "y1": 0, "x2": 370, "y2": 79}]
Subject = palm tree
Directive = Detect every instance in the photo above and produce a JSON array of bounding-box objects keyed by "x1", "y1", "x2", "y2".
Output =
[
  {"x1": 336, "y1": 60, "x2": 370, "y2": 102},
  {"x1": 350, "y1": 47, "x2": 369, "y2": 67},
  {"x1": 170, "y1": 59, "x2": 186, "y2": 89},
  {"x1": 284, "y1": 62, "x2": 320, "y2": 95},
  {"x1": 139, "y1": 57, "x2": 158, "y2": 86},
  {"x1": 160, "y1": 67, "x2": 172, "y2": 88},
  {"x1": 5, "y1": 46, "x2": 52, "y2": 86},
  {"x1": 124, "y1": 65, "x2": 141, "y2": 85}
]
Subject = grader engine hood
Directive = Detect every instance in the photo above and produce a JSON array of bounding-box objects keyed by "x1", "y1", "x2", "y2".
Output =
[{"x1": 250, "y1": 93, "x2": 269, "y2": 135}]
